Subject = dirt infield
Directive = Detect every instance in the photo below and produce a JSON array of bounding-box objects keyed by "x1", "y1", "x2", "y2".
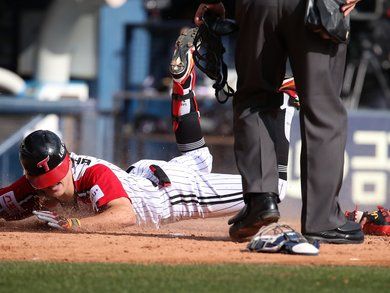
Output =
[{"x1": 1, "y1": 216, "x2": 389, "y2": 266}]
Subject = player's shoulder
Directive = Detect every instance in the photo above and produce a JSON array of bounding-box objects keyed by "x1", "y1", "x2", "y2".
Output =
[
  {"x1": 71, "y1": 152, "x2": 126, "y2": 183},
  {"x1": 71, "y1": 152, "x2": 109, "y2": 173},
  {"x1": 70, "y1": 152, "x2": 96, "y2": 166},
  {"x1": 71, "y1": 152, "x2": 101, "y2": 181},
  {"x1": 70, "y1": 152, "x2": 119, "y2": 169}
]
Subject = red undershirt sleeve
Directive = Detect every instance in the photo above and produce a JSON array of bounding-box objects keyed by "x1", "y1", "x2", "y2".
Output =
[{"x1": 80, "y1": 164, "x2": 130, "y2": 212}]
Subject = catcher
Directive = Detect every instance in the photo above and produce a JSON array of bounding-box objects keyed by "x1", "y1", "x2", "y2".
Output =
[{"x1": 0, "y1": 28, "x2": 297, "y2": 237}]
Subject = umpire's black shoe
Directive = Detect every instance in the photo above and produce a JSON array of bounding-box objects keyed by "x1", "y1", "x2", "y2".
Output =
[
  {"x1": 304, "y1": 221, "x2": 364, "y2": 244},
  {"x1": 228, "y1": 192, "x2": 280, "y2": 242}
]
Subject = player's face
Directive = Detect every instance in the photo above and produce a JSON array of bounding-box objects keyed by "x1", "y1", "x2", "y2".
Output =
[{"x1": 40, "y1": 167, "x2": 74, "y2": 202}]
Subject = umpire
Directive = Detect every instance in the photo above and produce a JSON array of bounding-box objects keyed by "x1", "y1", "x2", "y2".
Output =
[{"x1": 195, "y1": 0, "x2": 364, "y2": 244}]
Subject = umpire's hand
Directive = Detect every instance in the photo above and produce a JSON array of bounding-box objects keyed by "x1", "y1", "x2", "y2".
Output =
[
  {"x1": 194, "y1": 2, "x2": 225, "y2": 26},
  {"x1": 341, "y1": 0, "x2": 362, "y2": 16}
]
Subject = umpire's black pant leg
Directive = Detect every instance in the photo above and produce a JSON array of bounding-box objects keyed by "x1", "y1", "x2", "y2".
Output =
[
  {"x1": 234, "y1": 0, "x2": 287, "y2": 195},
  {"x1": 282, "y1": 0, "x2": 348, "y2": 233}
]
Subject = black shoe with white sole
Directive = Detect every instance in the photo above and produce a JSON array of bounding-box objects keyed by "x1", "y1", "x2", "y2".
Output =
[
  {"x1": 304, "y1": 221, "x2": 364, "y2": 244},
  {"x1": 228, "y1": 192, "x2": 280, "y2": 242}
]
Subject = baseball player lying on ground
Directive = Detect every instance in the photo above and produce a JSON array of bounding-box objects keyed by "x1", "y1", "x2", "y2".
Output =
[{"x1": 0, "y1": 30, "x2": 297, "y2": 236}]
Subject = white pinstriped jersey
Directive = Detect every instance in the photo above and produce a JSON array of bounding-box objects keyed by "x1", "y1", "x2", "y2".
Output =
[{"x1": 70, "y1": 148, "x2": 245, "y2": 227}]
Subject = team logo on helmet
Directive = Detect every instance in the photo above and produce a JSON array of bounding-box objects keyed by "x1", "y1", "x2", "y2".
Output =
[{"x1": 36, "y1": 155, "x2": 50, "y2": 172}]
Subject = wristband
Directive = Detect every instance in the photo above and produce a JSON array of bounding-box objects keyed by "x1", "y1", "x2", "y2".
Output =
[{"x1": 66, "y1": 218, "x2": 81, "y2": 229}]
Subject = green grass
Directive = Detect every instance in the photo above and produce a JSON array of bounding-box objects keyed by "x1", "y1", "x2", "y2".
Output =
[{"x1": 0, "y1": 262, "x2": 388, "y2": 293}]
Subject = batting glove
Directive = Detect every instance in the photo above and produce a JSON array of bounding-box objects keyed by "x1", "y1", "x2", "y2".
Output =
[{"x1": 33, "y1": 210, "x2": 81, "y2": 231}]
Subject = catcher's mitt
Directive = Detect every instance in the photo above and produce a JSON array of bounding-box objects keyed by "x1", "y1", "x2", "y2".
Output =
[
  {"x1": 193, "y1": 12, "x2": 238, "y2": 103},
  {"x1": 247, "y1": 223, "x2": 319, "y2": 255},
  {"x1": 345, "y1": 206, "x2": 390, "y2": 236}
]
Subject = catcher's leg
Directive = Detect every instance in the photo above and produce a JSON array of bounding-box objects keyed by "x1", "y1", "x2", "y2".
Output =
[
  {"x1": 275, "y1": 108, "x2": 290, "y2": 201},
  {"x1": 170, "y1": 28, "x2": 205, "y2": 153},
  {"x1": 276, "y1": 77, "x2": 298, "y2": 201}
]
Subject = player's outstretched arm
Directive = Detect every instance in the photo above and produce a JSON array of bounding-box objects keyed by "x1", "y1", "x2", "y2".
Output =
[
  {"x1": 79, "y1": 197, "x2": 137, "y2": 232},
  {"x1": 34, "y1": 197, "x2": 136, "y2": 232}
]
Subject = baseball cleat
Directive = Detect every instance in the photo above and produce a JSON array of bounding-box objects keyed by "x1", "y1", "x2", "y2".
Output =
[{"x1": 170, "y1": 27, "x2": 198, "y2": 83}]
